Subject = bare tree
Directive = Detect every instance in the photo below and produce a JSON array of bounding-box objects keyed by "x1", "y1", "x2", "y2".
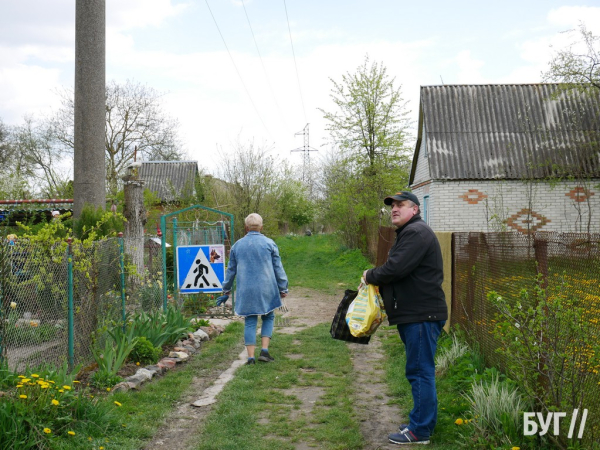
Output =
[
  {"x1": 543, "y1": 23, "x2": 600, "y2": 92},
  {"x1": 13, "y1": 116, "x2": 72, "y2": 198},
  {"x1": 51, "y1": 79, "x2": 185, "y2": 196},
  {"x1": 218, "y1": 138, "x2": 277, "y2": 237}
]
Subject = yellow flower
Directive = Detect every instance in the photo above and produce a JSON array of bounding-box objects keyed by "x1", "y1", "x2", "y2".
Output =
[
  {"x1": 67, "y1": 430, "x2": 75, "y2": 436},
  {"x1": 19, "y1": 395, "x2": 27, "y2": 399},
  {"x1": 22, "y1": 378, "x2": 30, "y2": 383},
  {"x1": 454, "y1": 418, "x2": 464, "y2": 425},
  {"x1": 59, "y1": 389, "x2": 64, "y2": 393},
  {"x1": 51, "y1": 399, "x2": 59, "y2": 406},
  {"x1": 62, "y1": 385, "x2": 71, "y2": 390},
  {"x1": 106, "y1": 387, "x2": 111, "y2": 392},
  {"x1": 10, "y1": 302, "x2": 17, "y2": 309},
  {"x1": 31, "y1": 374, "x2": 39, "y2": 378},
  {"x1": 114, "y1": 401, "x2": 122, "y2": 407},
  {"x1": 100, "y1": 447, "x2": 105, "y2": 450},
  {"x1": 73, "y1": 380, "x2": 80, "y2": 384},
  {"x1": 43, "y1": 428, "x2": 51, "y2": 434},
  {"x1": 88, "y1": 437, "x2": 92, "y2": 441},
  {"x1": 511, "y1": 447, "x2": 520, "y2": 450},
  {"x1": 136, "y1": 362, "x2": 140, "y2": 366},
  {"x1": 17, "y1": 375, "x2": 25, "y2": 378}
]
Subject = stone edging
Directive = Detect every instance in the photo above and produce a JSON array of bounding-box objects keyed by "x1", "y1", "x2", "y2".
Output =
[{"x1": 111, "y1": 323, "x2": 226, "y2": 393}]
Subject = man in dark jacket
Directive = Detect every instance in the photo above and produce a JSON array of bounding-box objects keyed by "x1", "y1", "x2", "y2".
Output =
[{"x1": 363, "y1": 191, "x2": 447, "y2": 445}]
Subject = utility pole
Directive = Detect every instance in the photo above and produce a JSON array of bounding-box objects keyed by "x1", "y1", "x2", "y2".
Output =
[
  {"x1": 290, "y1": 124, "x2": 318, "y2": 184},
  {"x1": 74, "y1": 0, "x2": 106, "y2": 218}
]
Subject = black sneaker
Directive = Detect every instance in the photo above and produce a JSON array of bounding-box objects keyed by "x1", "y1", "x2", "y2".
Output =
[
  {"x1": 388, "y1": 430, "x2": 430, "y2": 445},
  {"x1": 258, "y1": 350, "x2": 274, "y2": 362},
  {"x1": 246, "y1": 358, "x2": 256, "y2": 365}
]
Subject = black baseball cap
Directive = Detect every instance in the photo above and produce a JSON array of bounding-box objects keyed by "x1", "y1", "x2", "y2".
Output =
[{"x1": 383, "y1": 191, "x2": 420, "y2": 206}]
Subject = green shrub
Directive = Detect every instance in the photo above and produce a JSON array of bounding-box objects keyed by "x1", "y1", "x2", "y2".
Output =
[
  {"x1": 130, "y1": 336, "x2": 161, "y2": 365},
  {"x1": 91, "y1": 323, "x2": 138, "y2": 388}
]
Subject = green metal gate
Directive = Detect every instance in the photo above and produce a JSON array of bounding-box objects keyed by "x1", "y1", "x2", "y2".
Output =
[{"x1": 159, "y1": 205, "x2": 235, "y2": 316}]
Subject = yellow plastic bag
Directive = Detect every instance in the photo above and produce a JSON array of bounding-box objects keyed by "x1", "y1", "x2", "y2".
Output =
[{"x1": 346, "y1": 278, "x2": 387, "y2": 337}]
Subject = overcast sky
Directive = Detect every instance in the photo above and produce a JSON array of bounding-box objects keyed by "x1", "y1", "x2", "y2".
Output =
[{"x1": 1, "y1": 0, "x2": 600, "y2": 174}]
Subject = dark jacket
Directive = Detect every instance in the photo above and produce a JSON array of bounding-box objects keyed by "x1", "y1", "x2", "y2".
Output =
[{"x1": 365, "y1": 214, "x2": 447, "y2": 325}]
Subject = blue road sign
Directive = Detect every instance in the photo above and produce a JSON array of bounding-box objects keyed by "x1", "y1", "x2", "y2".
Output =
[{"x1": 177, "y1": 245, "x2": 225, "y2": 294}]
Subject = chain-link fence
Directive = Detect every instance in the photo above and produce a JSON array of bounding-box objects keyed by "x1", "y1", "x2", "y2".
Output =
[
  {"x1": 452, "y1": 232, "x2": 600, "y2": 445},
  {"x1": 0, "y1": 236, "x2": 165, "y2": 372}
]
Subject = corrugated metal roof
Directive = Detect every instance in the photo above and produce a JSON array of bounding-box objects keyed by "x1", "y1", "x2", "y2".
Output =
[
  {"x1": 410, "y1": 84, "x2": 600, "y2": 183},
  {"x1": 138, "y1": 161, "x2": 198, "y2": 202}
]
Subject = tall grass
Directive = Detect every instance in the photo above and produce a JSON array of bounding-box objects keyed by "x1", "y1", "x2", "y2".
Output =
[{"x1": 275, "y1": 234, "x2": 372, "y2": 293}]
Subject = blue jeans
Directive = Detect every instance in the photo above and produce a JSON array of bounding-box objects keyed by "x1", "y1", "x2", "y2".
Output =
[
  {"x1": 244, "y1": 311, "x2": 275, "y2": 346},
  {"x1": 397, "y1": 320, "x2": 445, "y2": 439}
]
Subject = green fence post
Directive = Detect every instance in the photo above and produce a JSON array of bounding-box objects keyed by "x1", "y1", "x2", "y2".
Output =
[
  {"x1": 67, "y1": 238, "x2": 74, "y2": 372},
  {"x1": 160, "y1": 216, "x2": 168, "y2": 311},
  {"x1": 118, "y1": 233, "x2": 126, "y2": 329},
  {"x1": 172, "y1": 217, "x2": 178, "y2": 311}
]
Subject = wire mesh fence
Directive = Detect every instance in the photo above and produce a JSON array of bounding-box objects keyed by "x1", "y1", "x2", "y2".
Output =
[
  {"x1": 0, "y1": 236, "x2": 166, "y2": 372},
  {"x1": 452, "y1": 232, "x2": 600, "y2": 445}
]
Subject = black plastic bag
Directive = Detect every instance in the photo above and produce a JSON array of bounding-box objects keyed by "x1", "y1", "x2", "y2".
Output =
[{"x1": 330, "y1": 289, "x2": 371, "y2": 344}]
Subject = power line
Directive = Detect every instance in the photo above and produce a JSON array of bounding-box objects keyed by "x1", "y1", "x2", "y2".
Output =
[
  {"x1": 204, "y1": 0, "x2": 271, "y2": 139},
  {"x1": 283, "y1": 0, "x2": 308, "y2": 123},
  {"x1": 241, "y1": 0, "x2": 289, "y2": 133}
]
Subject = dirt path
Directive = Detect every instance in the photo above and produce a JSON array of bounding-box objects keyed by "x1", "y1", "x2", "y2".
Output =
[{"x1": 145, "y1": 287, "x2": 404, "y2": 450}]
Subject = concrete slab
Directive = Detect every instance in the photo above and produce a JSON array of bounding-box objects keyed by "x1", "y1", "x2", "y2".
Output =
[{"x1": 191, "y1": 349, "x2": 247, "y2": 407}]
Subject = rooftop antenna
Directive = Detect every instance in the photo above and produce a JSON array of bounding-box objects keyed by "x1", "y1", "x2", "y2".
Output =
[{"x1": 290, "y1": 124, "x2": 318, "y2": 183}]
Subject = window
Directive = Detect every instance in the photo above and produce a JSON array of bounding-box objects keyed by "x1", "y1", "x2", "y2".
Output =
[{"x1": 423, "y1": 195, "x2": 430, "y2": 225}]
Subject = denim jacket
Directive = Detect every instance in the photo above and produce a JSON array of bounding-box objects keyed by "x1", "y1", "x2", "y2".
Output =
[{"x1": 222, "y1": 231, "x2": 288, "y2": 317}]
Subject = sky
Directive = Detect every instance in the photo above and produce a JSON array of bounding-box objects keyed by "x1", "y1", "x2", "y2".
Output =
[{"x1": 1, "y1": 0, "x2": 600, "y2": 175}]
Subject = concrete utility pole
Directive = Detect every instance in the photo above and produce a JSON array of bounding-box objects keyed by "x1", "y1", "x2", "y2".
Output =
[{"x1": 73, "y1": 0, "x2": 106, "y2": 218}]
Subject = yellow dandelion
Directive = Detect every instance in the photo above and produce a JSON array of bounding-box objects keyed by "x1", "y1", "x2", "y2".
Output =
[
  {"x1": 10, "y1": 302, "x2": 17, "y2": 309},
  {"x1": 59, "y1": 389, "x2": 64, "y2": 393},
  {"x1": 106, "y1": 387, "x2": 111, "y2": 392},
  {"x1": 19, "y1": 395, "x2": 27, "y2": 399},
  {"x1": 512, "y1": 447, "x2": 520, "y2": 450},
  {"x1": 136, "y1": 362, "x2": 140, "y2": 366},
  {"x1": 454, "y1": 418, "x2": 464, "y2": 425},
  {"x1": 51, "y1": 399, "x2": 59, "y2": 406},
  {"x1": 100, "y1": 447, "x2": 105, "y2": 450},
  {"x1": 22, "y1": 378, "x2": 30, "y2": 383},
  {"x1": 31, "y1": 374, "x2": 39, "y2": 378},
  {"x1": 17, "y1": 375, "x2": 25, "y2": 378},
  {"x1": 43, "y1": 428, "x2": 51, "y2": 434},
  {"x1": 73, "y1": 380, "x2": 80, "y2": 384},
  {"x1": 67, "y1": 430, "x2": 75, "y2": 436},
  {"x1": 62, "y1": 385, "x2": 71, "y2": 390},
  {"x1": 114, "y1": 401, "x2": 122, "y2": 407}
]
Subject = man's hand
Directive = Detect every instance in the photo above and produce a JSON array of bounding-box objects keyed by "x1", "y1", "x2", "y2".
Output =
[
  {"x1": 280, "y1": 292, "x2": 288, "y2": 298},
  {"x1": 362, "y1": 270, "x2": 368, "y2": 281}
]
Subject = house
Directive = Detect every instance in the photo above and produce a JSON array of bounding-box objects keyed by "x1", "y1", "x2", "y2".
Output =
[
  {"x1": 138, "y1": 161, "x2": 199, "y2": 203},
  {"x1": 409, "y1": 84, "x2": 600, "y2": 233}
]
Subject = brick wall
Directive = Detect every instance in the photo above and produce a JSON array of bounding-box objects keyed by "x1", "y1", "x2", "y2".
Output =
[{"x1": 412, "y1": 180, "x2": 600, "y2": 233}]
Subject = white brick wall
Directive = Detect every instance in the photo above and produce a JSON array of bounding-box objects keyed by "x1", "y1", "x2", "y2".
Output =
[
  {"x1": 411, "y1": 179, "x2": 600, "y2": 233},
  {"x1": 412, "y1": 134, "x2": 430, "y2": 185}
]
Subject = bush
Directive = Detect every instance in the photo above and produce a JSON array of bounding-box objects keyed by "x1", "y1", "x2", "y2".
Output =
[{"x1": 130, "y1": 336, "x2": 161, "y2": 365}]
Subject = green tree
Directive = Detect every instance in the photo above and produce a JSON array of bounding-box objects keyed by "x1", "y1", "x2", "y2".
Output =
[
  {"x1": 318, "y1": 57, "x2": 412, "y2": 257},
  {"x1": 543, "y1": 23, "x2": 600, "y2": 93},
  {"x1": 319, "y1": 55, "x2": 411, "y2": 169}
]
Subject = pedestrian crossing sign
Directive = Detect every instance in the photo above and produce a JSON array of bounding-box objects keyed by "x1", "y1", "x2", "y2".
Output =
[{"x1": 176, "y1": 245, "x2": 225, "y2": 294}]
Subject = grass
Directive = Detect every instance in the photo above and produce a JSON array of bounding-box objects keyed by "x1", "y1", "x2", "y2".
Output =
[
  {"x1": 190, "y1": 323, "x2": 363, "y2": 450},
  {"x1": 275, "y1": 233, "x2": 373, "y2": 293},
  {"x1": 48, "y1": 321, "x2": 245, "y2": 449}
]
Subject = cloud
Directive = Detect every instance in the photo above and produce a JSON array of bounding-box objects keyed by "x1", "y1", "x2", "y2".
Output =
[
  {"x1": 107, "y1": 0, "x2": 191, "y2": 30},
  {"x1": 547, "y1": 6, "x2": 600, "y2": 33},
  {"x1": 454, "y1": 50, "x2": 486, "y2": 84}
]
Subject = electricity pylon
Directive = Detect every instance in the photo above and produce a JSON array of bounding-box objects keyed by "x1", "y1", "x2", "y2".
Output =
[{"x1": 290, "y1": 124, "x2": 318, "y2": 183}]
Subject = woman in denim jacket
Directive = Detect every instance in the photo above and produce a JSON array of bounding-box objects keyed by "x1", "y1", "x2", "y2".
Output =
[{"x1": 221, "y1": 213, "x2": 288, "y2": 365}]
